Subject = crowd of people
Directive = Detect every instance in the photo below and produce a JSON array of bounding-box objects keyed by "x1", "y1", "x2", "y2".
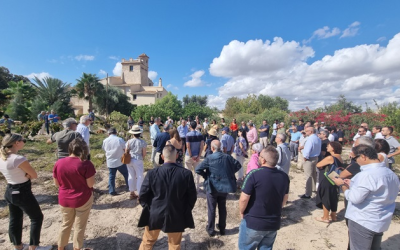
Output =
[{"x1": 0, "y1": 113, "x2": 399, "y2": 250}]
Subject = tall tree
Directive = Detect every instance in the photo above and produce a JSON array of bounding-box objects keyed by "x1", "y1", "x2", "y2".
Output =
[
  {"x1": 324, "y1": 95, "x2": 362, "y2": 114},
  {"x1": 0, "y1": 66, "x2": 30, "y2": 110},
  {"x1": 182, "y1": 94, "x2": 208, "y2": 107},
  {"x1": 92, "y1": 85, "x2": 134, "y2": 116},
  {"x1": 32, "y1": 76, "x2": 74, "y2": 118},
  {"x1": 75, "y1": 73, "x2": 103, "y2": 111}
]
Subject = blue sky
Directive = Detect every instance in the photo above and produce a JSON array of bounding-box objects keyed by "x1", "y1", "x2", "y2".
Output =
[{"x1": 1, "y1": 1, "x2": 400, "y2": 110}]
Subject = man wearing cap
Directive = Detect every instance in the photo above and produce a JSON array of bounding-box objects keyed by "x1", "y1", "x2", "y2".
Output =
[
  {"x1": 0, "y1": 114, "x2": 14, "y2": 131},
  {"x1": 47, "y1": 118, "x2": 82, "y2": 159},
  {"x1": 185, "y1": 121, "x2": 204, "y2": 190},
  {"x1": 150, "y1": 118, "x2": 161, "y2": 168},
  {"x1": 153, "y1": 125, "x2": 171, "y2": 166},
  {"x1": 196, "y1": 140, "x2": 242, "y2": 236},
  {"x1": 102, "y1": 128, "x2": 129, "y2": 196},
  {"x1": 220, "y1": 127, "x2": 234, "y2": 155}
]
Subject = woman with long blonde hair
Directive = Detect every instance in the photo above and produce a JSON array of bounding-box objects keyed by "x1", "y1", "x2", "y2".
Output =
[{"x1": 0, "y1": 133, "x2": 47, "y2": 250}]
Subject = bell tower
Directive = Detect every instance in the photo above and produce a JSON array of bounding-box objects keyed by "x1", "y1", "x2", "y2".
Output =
[{"x1": 138, "y1": 53, "x2": 149, "y2": 86}]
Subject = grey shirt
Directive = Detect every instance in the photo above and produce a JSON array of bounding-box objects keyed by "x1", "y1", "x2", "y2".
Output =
[
  {"x1": 385, "y1": 136, "x2": 400, "y2": 163},
  {"x1": 276, "y1": 143, "x2": 291, "y2": 175},
  {"x1": 51, "y1": 129, "x2": 82, "y2": 158}
]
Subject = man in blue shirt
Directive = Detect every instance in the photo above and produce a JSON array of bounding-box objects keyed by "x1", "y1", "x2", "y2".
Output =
[
  {"x1": 48, "y1": 110, "x2": 60, "y2": 124},
  {"x1": 185, "y1": 121, "x2": 204, "y2": 190},
  {"x1": 177, "y1": 119, "x2": 189, "y2": 154},
  {"x1": 333, "y1": 145, "x2": 399, "y2": 250},
  {"x1": 289, "y1": 127, "x2": 301, "y2": 162},
  {"x1": 238, "y1": 146, "x2": 290, "y2": 249},
  {"x1": 297, "y1": 119, "x2": 305, "y2": 132},
  {"x1": 220, "y1": 127, "x2": 234, "y2": 155},
  {"x1": 258, "y1": 120, "x2": 270, "y2": 148},
  {"x1": 153, "y1": 124, "x2": 170, "y2": 167},
  {"x1": 150, "y1": 118, "x2": 161, "y2": 168},
  {"x1": 300, "y1": 127, "x2": 321, "y2": 199}
]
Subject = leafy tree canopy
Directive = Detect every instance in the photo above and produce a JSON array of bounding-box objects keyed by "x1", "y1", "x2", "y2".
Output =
[{"x1": 182, "y1": 94, "x2": 208, "y2": 107}]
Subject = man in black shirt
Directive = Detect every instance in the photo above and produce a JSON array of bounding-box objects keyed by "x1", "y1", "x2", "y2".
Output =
[{"x1": 238, "y1": 146, "x2": 289, "y2": 249}]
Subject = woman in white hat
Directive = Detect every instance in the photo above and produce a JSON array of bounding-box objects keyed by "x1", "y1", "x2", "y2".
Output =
[
  {"x1": 203, "y1": 128, "x2": 219, "y2": 157},
  {"x1": 126, "y1": 125, "x2": 147, "y2": 199}
]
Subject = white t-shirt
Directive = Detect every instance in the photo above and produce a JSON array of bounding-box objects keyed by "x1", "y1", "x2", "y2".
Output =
[
  {"x1": 374, "y1": 132, "x2": 384, "y2": 139},
  {"x1": 378, "y1": 152, "x2": 389, "y2": 167},
  {"x1": 0, "y1": 154, "x2": 29, "y2": 184},
  {"x1": 328, "y1": 134, "x2": 335, "y2": 142}
]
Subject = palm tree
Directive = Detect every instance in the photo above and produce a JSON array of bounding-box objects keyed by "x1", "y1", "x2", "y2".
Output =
[
  {"x1": 32, "y1": 76, "x2": 71, "y2": 104},
  {"x1": 75, "y1": 73, "x2": 103, "y2": 111}
]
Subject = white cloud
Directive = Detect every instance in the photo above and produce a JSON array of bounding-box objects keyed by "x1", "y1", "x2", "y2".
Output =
[
  {"x1": 109, "y1": 56, "x2": 119, "y2": 60},
  {"x1": 305, "y1": 26, "x2": 341, "y2": 43},
  {"x1": 341, "y1": 21, "x2": 361, "y2": 38},
  {"x1": 74, "y1": 54, "x2": 95, "y2": 61},
  {"x1": 113, "y1": 62, "x2": 122, "y2": 76},
  {"x1": 377, "y1": 36, "x2": 386, "y2": 42},
  {"x1": 184, "y1": 70, "x2": 206, "y2": 87},
  {"x1": 148, "y1": 71, "x2": 158, "y2": 81},
  {"x1": 208, "y1": 33, "x2": 400, "y2": 111},
  {"x1": 25, "y1": 72, "x2": 52, "y2": 81},
  {"x1": 98, "y1": 69, "x2": 107, "y2": 76},
  {"x1": 166, "y1": 84, "x2": 172, "y2": 89}
]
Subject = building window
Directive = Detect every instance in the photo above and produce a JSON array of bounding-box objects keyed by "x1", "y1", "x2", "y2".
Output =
[
  {"x1": 129, "y1": 65, "x2": 133, "y2": 71},
  {"x1": 132, "y1": 94, "x2": 137, "y2": 100}
]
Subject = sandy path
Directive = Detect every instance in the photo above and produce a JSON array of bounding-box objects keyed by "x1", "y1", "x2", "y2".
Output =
[{"x1": 1, "y1": 160, "x2": 399, "y2": 250}]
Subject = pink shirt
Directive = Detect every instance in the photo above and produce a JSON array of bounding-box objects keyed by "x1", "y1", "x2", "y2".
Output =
[
  {"x1": 247, "y1": 127, "x2": 258, "y2": 143},
  {"x1": 53, "y1": 157, "x2": 96, "y2": 208},
  {"x1": 247, "y1": 153, "x2": 260, "y2": 174}
]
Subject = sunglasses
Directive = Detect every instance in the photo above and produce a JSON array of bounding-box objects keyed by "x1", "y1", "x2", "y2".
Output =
[
  {"x1": 358, "y1": 130, "x2": 364, "y2": 133},
  {"x1": 353, "y1": 155, "x2": 361, "y2": 160},
  {"x1": 19, "y1": 139, "x2": 26, "y2": 143}
]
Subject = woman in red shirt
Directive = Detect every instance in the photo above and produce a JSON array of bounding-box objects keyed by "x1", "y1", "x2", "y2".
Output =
[
  {"x1": 53, "y1": 138, "x2": 96, "y2": 250},
  {"x1": 230, "y1": 118, "x2": 239, "y2": 142}
]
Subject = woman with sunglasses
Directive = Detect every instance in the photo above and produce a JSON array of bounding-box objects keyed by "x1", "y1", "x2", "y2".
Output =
[{"x1": 0, "y1": 134, "x2": 48, "y2": 250}]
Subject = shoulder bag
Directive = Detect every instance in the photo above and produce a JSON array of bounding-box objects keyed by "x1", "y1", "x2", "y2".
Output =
[{"x1": 121, "y1": 140, "x2": 132, "y2": 164}]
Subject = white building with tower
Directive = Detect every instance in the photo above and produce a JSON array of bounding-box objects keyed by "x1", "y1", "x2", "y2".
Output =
[{"x1": 71, "y1": 53, "x2": 168, "y2": 115}]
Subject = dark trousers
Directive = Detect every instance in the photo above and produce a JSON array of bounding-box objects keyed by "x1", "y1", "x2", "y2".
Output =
[
  {"x1": 206, "y1": 192, "x2": 228, "y2": 234},
  {"x1": 45, "y1": 123, "x2": 49, "y2": 134},
  {"x1": 231, "y1": 130, "x2": 238, "y2": 142},
  {"x1": 270, "y1": 134, "x2": 277, "y2": 146},
  {"x1": 4, "y1": 180, "x2": 43, "y2": 246},
  {"x1": 108, "y1": 164, "x2": 129, "y2": 194}
]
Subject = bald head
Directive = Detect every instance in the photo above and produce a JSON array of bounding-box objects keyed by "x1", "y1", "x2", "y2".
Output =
[{"x1": 211, "y1": 140, "x2": 221, "y2": 152}]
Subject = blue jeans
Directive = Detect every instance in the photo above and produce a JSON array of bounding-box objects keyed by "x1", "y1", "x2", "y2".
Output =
[
  {"x1": 238, "y1": 219, "x2": 277, "y2": 250},
  {"x1": 108, "y1": 164, "x2": 129, "y2": 194}
]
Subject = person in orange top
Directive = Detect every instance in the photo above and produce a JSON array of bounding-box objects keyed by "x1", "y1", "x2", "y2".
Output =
[{"x1": 230, "y1": 118, "x2": 239, "y2": 142}]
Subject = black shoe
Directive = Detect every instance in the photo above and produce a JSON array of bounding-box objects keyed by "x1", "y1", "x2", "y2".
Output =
[
  {"x1": 216, "y1": 224, "x2": 225, "y2": 235},
  {"x1": 300, "y1": 194, "x2": 311, "y2": 199},
  {"x1": 110, "y1": 192, "x2": 119, "y2": 196},
  {"x1": 206, "y1": 226, "x2": 216, "y2": 237}
]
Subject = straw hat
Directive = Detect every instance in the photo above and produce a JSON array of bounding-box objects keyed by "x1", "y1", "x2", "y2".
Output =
[
  {"x1": 208, "y1": 128, "x2": 218, "y2": 137},
  {"x1": 128, "y1": 125, "x2": 143, "y2": 134}
]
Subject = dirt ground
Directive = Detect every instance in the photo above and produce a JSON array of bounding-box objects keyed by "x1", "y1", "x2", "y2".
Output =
[{"x1": 1, "y1": 156, "x2": 399, "y2": 250}]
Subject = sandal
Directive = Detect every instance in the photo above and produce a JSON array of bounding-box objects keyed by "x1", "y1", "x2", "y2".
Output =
[{"x1": 315, "y1": 217, "x2": 331, "y2": 224}]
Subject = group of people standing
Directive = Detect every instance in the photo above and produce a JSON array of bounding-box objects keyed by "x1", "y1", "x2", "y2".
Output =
[{"x1": 1, "y1": 112, "x2": 400, "y2": 250}]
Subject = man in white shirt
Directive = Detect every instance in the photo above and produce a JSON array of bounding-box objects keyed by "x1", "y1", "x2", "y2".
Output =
[
  {"x1": 372, "y1": 126, "x2": 384, "y2": 139},
  {"x1": 334, "y1": 144, "x2": 399, "y2": 250},
  {"x1": 203, "y1": 118, "x2": 209, "y2": 131},
  {"x1": 150, "y1": 118, "x2": 161, "y2": 168},
  {"x1": 353, "y1": 123, "x2": 372, "y2": 142},
  {"x1": 102, "y1": 128, "x2": 129, "y2": 195},
  {"x1": 382, "y1": 126, "x2": 400, "y2": 169},
  {"x1": 76, "y1": 115, "x2": 91, "y2": 159}
]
